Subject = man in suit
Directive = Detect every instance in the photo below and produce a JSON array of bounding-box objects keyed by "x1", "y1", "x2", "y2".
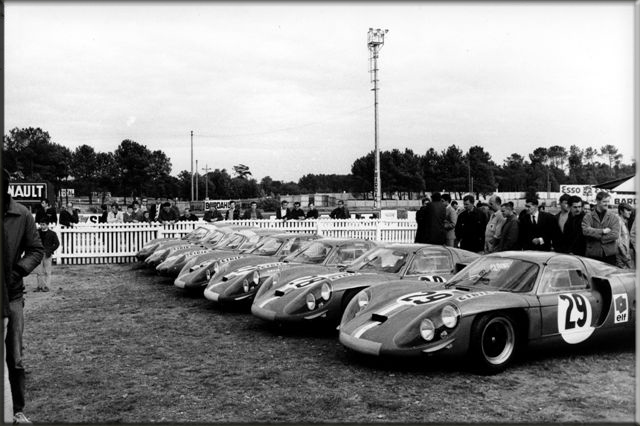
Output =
[
  {"x1": 563, "y1": 195, "x2": 586, "y2": 256},
  {"x1": 554, "y1": 193, "x2": 572, "y2": 253},
  {"x1": 455, "y1": 195, "x2": 488, "y2": 253},
  {"x1": 518, "y1": 198, "x2": 560, "y2": 251},
  {"x1": 275, "y1": 200, "x2": 291, "y2": 220},
  {"x1": 416, "y1": 192, "x2": 447, "y2": 245},
  {"x1": 225, "y1": 200, "x2": 241, "y2": 220},
  {"x1": 495, "y1": 202, "x2": 520, "y2": 252}
]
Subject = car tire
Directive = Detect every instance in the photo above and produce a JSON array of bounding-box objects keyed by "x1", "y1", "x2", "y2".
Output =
[{"x1": 469, "y1": 313, "x2": 517, "y2": 374}]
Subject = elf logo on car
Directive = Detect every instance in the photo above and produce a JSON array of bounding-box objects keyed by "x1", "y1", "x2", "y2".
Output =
[
  {"x1": 397, "y1": 291, "x2": 453, "y2": 306},
  {"x1": 557, "y1": 293, "x2": 594, "y2": 344},
  {"x1": 219, "y1": 256, "x2": 244, "y2": 264},
  {"x1": 325, "y1": 272, "x2": 358, "y2": 282},
  {"x1": 235, "y1": 263, "x2": 282, "y2": 274},
  {"x1": 613, "y1": 294, "x2": 629, "y2": 324},
  {"x1": 456, "y1": 291, "x2": 496, "y2": 302}
]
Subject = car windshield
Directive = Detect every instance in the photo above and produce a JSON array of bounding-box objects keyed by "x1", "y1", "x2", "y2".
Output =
[
  {"x1": 188, "y1": 227, "x2": 210, "y2": 239},
  {"x1": 324, "y1": 242, "x2": 372, "y2": 266},
  {"x1": 349, "y1": 247, "x2": 409, "y2": 274},
  {"x1": 237, "y1": 234, "x2": 262, "y2": 251},
  {"x1": 221, "y1": 234, "x2": 245, "y2": 249},
  {"x1": 203, "y1": 231, "x2": 225, "y2": 244},
  {"x1": 445, "y1": 257, "x2": 539, "y2": 293},
  {"x1": 249, "y1": 237, "x2": 284, "y2": 256},
  {"x1": 285, "y1": 241, "x2": 333, "y2": 264}
]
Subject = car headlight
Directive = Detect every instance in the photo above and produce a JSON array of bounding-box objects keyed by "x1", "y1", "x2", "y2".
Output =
[
  {"x1": 252, "y1": 271, "x2": 260, "y2": 285},
  {"x1": 356, "y1": 290, "x2": 370, "y2": 311},
  {"x1": 419, "y1": 318, "x2": 436, "y2": 341},
  {"x1": 306, "y1": 293, "x2": 316, "y2": 310},
  {"x1": 320, "y1": 282, "x2": 331, "y2": 301},
  {"x1": 242, "y1": 278, "x2": 250, "y2": 293},
  {"x1": 441, "y1": 304, "x2": 460, "y2": 329}
]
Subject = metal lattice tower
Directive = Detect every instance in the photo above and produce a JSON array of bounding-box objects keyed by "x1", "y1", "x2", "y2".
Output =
[{"x1": 367, "y1": 28, "x2": 388, "y2": 211}]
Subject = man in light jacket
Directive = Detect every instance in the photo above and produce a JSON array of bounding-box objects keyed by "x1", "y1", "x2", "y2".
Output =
[{"x1": 581, "y1": 191, "x2": 620, "y2": 266}]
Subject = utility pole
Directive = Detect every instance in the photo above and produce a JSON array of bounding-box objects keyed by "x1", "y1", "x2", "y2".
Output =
[
  {"x1": 195, "y1": 159, "x2": 199, "y2": 201},
  {"x1": 367, "y1": 28, "x2": 388, "y2": 211},
  {"x1": 190, "y1": 130, "x2": 194, "y2": 202},
  {"x1": 202, "y1": 164, "x2": 212, "y2": 200}
]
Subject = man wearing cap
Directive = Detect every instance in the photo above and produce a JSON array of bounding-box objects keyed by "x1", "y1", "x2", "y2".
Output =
[
  {"x1": 3, "y1": 169, "x2": 45, "y2": 423},
  {"x1": 34, "y1": 221, "x2": 60, "y2": 292}
]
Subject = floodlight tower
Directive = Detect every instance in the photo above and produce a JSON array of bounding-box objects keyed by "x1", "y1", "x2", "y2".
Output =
[{"x1": 368, "y1": 28, "x2": 388, "y2": 211}]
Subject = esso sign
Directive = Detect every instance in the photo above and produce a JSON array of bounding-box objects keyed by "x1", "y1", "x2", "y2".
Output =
[{"x1": 560, "y1": 185, "x2": 598, "y2": 201}]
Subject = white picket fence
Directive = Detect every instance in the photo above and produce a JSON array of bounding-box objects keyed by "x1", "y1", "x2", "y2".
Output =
[{"x1": 52, "y1": 219, "x2": 418, "y2": 265}]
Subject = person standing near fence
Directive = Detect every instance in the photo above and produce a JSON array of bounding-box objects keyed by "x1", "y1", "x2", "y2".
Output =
[
  {"x1": 615, "y1": 203, "x2": 634, "y2": 269},
  {"x1": 305, "y1": 202, "x2": 319, "y2": 219},
  {"x1": 495, "y1": 202, "x2": 520, "y2": 252},
  {"x1": 414, "y1": 198, "x2": 429, "y2": 243},
  {"x1": 563, "y1": 195, "x2": 586, "y2": 256},
  {"x1": 289, "y1": 202, "x2": 306, "y2": 220},
  {"x1": 518, "y1": 198, "x2": 559, "y2": 251},
  {"x1": 107, "y1": 203, "x2": 123, "y2": 223},
  {"x1": 34, "y1": 221, "x2": 60, "y2": 292},
  {"x1": 330, "y1": 200, "x2": 350, "y2": 219},
  {"x1": 441, "y1": 194, "x2": 457, "y2": 247},
  {"x1": 35, "y1": 199, "x2": 57, "y2": 225},
  {"x1": 484, "y1": 195, "x2": 505, "y2": 253},
  {"x1": 3, "y1": 168, "x2": 45, "y2": 423},
  {"x1": 59, "y1": 202, "x2": 79, "y2": 228},
  {"x1": 158, "y1": 202, "x2": 178, "y2": 224},
  {"x1": 241, "y1": 201, "x2": 263, "y2": 219},
  {"x1": 179, "y1": 207, "x2": 199, "y2": 222},
  {"x1": 203, "y1": 204, "x2": 223, "y2": 222},
  {"x1": 225, "y1": 201, "x2": 241, "y2": 220},
  {"x1": 581, "y1": 191, "x2": 619, "y2": 265},
  {"x1": 275, "y1": 200, "x2": 291, "y2": 220},
  {"x1": 416, "y1": 193, "x2": 447, "y2": 245},
  {"x1": 148, "y1": 198, "x2": 162, "y2": 222}
]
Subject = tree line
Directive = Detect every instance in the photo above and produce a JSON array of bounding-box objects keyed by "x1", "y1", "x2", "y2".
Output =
[{"x1": 3, "y1": 127, "x2": 635, "y2": 204}]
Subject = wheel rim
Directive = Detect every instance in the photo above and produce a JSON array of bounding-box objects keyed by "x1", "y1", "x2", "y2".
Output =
[{"x1": 481, "y1": 317, "x2": 515, "y2": 365}]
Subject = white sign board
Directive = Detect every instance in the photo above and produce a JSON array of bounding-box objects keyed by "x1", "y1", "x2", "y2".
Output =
[
  {"x1": 560, "y1": 184, "x2": 597, "y2": 201},
  {"x1": 380, "y1": 209, "x2": 398, "y2": 220}
]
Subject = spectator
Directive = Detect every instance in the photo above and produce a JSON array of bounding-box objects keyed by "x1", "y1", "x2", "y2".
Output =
[
  {"x1": 148, "y1": 198, "x2": 162, "y2": 222},
  {"x1": 225, "y1": 201, "x2": 241, "y2": 220},
  {"x1": 630, "y1": 214, "x2": 636, "y2": 263},
  {"x1": 179, "y1": 207, "x2": 199, "y2": 222},
  {"x1": 59, "y1": 202, "x2": 79, "y2": 228},
  {"x1": 241, "y1": 201, "x2": 263, "y2": 219},
  {"x1": 34, "y1": 221, "x2": 60, "y2": 292},
  {"x1": 306, "y1": 202, "x2": 319, "y2": 219},
  {"x1": 169, "y1": 198, "x2": 181, "y2": 219},
  {"x1": 158, "y1": 202, "x2": 178, "y2": 224},
  {"x1": 455, "y1": 195, "x2": 488, "y2": 253},
  {"x1": 477, "y1": 202, "x2": 491, "y2": 222},
  {"x1": 330, "y1": 200, "x2": 350, "y2": 219},
  {"x1": 289, "y1": 201, "x2": 306, "y2": 220},
  {"x1": 414, "y1": 198, "x2": 429, "y2": 243},
  {"x1": 131, "y1": 201, "x2": 144, "y2": 222},
  {"x1": 441, "y1": 194, "x2": 458, "y2": 247},
  {"x1": 98, "y1": 204, "x2": 109, "y2": 224},
  {"x1": 518, "y1": 198, "x2": 559, "y2": 251},
  {"x1": 484, "y1": 195, "x2": 506, "y2": 253},
  {"x1": 140, "y1": 198, "x2": 149, "y2": 213},
  {"x1": 564, "y1": 195, "x2": 586, "y2": 256},
  {"x1": 3, "y1": 168, "x2": 45, "y2": 423},
  {"x1": 581, "y1": 191, "x2": 619, "y2": 265},
  {"x1": 538, "y1": 203, "x2": 547, "y2": 213},
  {"x1": 495, "y1": 202, "x2": 520, "y2": 252},
  {"x1": 141, "y1": 210, "x2": 152, "y2": 223},
  {"x1": 451, "y1": 200, "x2": 460, "y2": 213},
  {"x1": 123, "y1": 205, "x2": 136, "y2": 223},
  {"x1": 107, "y1": 203, "x2": 124, "y2": 223},
  {"x1": 416, "y1": 193, "x2": 447, "y2": 245},
  {"x1": 275, "y1": 200, "x2": 291, "y2": 220},
  {"x1": 203, "y1": 204, "x2": 223, "y2": 222},
  {"x1": 616, "y1": 203, "x2": 634, "y2": 268},
  {"x1": 35, "y1": 199, "x2": 57, "y2": 225},
  {"x1": 554, "y1": 194, "x2": 572, "y2": 253}
]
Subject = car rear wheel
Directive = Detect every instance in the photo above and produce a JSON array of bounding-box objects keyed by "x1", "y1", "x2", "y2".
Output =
[{"x1": 469, "y1": 313, "x2": 517, "y2": 374}]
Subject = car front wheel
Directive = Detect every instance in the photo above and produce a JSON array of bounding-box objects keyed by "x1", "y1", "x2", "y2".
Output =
[{"x1": 469, "y1": 313, "x2": 517, "y2": 374}]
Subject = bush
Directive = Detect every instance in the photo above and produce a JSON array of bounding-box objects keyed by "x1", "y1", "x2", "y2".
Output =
[{"x1": 258, "y1": 198, "x2": 280, "y2": 212}]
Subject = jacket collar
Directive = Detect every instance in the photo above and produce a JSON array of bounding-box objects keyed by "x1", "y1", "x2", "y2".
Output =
[{"x1": 3, "y1": 196, "x2": 22, "y2": 217}]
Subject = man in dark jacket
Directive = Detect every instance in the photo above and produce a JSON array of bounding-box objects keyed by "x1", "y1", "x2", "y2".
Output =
[
  {"x1": 35, "y1": 221, "x2": 60, "y2": 292},
  {"x1": 518, "y1": 198, "x2": 560, "y2": 251},
  {"x1": 414, "y1": 198, "x2": 429, "y2": 243},
  {"x1": 289, "y1": 202, "x2": 306, "y2": 220},
  {"x1": 225, "y1": 201, "x2": 241, "y2": 220},
  {"x1": 305, "y1": 202, "x2": 319, "y2": 219},
  {"x1": 495, "y1": 202, "x2": 520, "y2": 252},
  {"x1": 178, "y1": 207, "x2": 199, "y2": 222},
  {"x1": 59, "y1": 202, "x2": 79, "y2": 227},
  {"x1": 416, "y1": 193, "x2": 447, "y2": 244},
  {"x1": 275, "y1": 200, "x2": 291, "y2": 220},
  {"x1": 35, "y1": 199, "x2": 57, "y2": 225},
  {"x1": 455, "y1": 195, "x2": 488, "y2": 253},
  {"x1": 203, "y1": 204, "x2": 223, "y2": 222},
  {"x1": 330, "y1": 200, "x2": 350, "y2": 219},
  {"x1": 241, "y1": 201, "x2": 264, "y2": 219},
  {"x1": 158, "y1": 202, "x2": 178, "y2": 224},
  {"x1": 3, "y1": 169, "x2": 45, "y2": 423},
  {"x1": 564, "y1": 195, "x2": 586, "y2": 256}
]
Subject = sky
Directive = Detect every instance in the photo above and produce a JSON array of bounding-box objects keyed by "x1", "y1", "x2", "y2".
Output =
[{"x1": 4, "y1": 1, "x2": 636, "y2": 183}]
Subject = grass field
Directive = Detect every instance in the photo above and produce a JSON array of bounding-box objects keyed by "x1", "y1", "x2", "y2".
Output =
[{"x1": 20, "y1": 263, "x2": 635, "y2": 423}]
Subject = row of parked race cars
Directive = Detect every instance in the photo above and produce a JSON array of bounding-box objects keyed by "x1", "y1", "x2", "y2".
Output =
[{"x1": 136, "y1": 224, "x2": 636, "y2": 374}]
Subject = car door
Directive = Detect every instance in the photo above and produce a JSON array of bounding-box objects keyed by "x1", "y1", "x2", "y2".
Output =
[{"x1": 536, "y1": 255, "x2": 603, "y2": 344}]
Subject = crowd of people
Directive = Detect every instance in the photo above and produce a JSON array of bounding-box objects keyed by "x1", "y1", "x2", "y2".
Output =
[{"x1": 415, "y1": 191, "x2": 636, "y2": 269}]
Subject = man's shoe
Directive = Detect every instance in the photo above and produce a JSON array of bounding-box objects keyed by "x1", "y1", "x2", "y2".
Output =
[{"x1": 13, "y1": 412, "x2": 32, "y2": 424}]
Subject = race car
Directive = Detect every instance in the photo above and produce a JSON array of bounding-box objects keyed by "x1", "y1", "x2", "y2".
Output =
[
  {"x1": 251, "y1": 244, "x2": 479, "y2": 325},
  {"x1": 155, "y1": 228, "x2": 278, "y2": 277},
  {"x1": 135, "y1": 224, "x2": 227, "y2": 261},
  {"x1": 177, "y1": 233, "x2": 320, "y2": 292},
  {"x1": 206, "y1": 238, "x2": 378, "y2": 307},
  {"x1": 338, "y1": 251, "x2": 636, "y2": 374}
]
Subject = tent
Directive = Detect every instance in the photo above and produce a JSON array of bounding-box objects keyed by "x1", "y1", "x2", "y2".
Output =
[{"x1": 593, "y1": 174, "x2": 635, "y2": 194}]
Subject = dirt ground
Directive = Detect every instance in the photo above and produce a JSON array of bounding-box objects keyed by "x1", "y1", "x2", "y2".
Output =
[{"x1": 19, "y1": 263, "x2": 636, "y2": 423}]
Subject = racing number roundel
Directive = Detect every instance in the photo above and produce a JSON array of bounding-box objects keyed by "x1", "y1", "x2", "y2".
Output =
[{"x1": 557, "y1": 293, "x2": 594, "y2": 344}]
